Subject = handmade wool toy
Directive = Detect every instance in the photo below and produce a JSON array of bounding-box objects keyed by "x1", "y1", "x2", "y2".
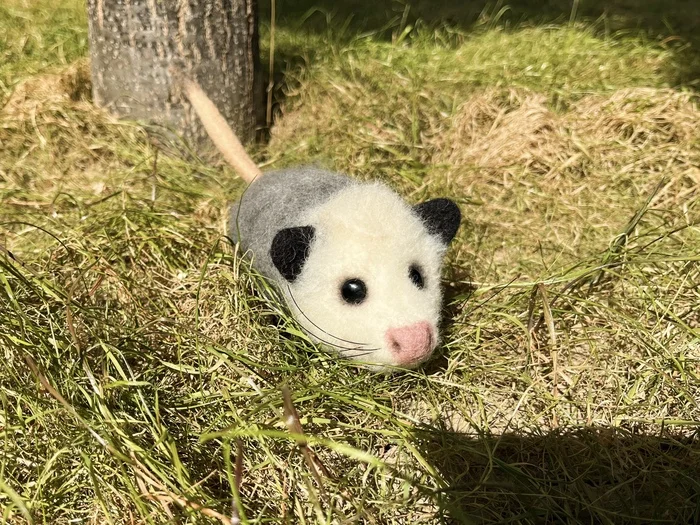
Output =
[{"x1": 183, "y1": 79, "x2": 461, "y2": 370}]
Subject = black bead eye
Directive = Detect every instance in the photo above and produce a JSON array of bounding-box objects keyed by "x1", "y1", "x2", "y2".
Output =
[
  {"x1": 341, "y1": 279, "x2": 367, "y2": 304},
  {"x1": 409, "y1": 264, "x2": 425, "y2": 289}
]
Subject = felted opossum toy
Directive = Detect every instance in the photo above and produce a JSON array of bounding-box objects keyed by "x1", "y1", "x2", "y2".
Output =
[{"x1": 183, "y1": 79, "x2": 461, "y2": 370}]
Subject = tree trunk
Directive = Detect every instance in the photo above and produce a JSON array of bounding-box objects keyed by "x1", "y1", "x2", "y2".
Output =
[{"x1": 86, "y1": 0, "x2": 260, "y2": 144}]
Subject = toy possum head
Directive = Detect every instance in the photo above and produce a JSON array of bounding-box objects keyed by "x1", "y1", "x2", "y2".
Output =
[{"x1": 270, "y1": 183, "x2": 460, "y2": 370}]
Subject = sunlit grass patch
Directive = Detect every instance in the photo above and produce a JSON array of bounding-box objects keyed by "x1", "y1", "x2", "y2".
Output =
[{"x1": 0, "y1": 0, "x2": 87, "y2": 104}]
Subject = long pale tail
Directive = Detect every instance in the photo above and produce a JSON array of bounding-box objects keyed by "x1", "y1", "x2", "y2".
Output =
[{"x1": 182, "y1": 79, "x2": 262, "y2": 184}]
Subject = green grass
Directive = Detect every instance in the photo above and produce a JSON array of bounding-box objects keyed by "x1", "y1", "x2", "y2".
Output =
[
  {"x1": 0, "y1": 0, "x2": 87, "y2": 101},
  {"x1": 1, "y1": 0, "x2": 699, "y2": 523}
]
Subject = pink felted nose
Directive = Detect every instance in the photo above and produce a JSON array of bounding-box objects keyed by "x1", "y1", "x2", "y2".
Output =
[{"x1": 385, "y1": 321, "x2": 433, "y2": 365}]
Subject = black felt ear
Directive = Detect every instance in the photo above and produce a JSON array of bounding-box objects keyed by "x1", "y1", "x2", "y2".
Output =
[
  {"x1": 413, "y1": 198, "x2": 461, "y2": 245},
  {"x1": 270, "y1": 226, "x2": 315, "y2": 282}
]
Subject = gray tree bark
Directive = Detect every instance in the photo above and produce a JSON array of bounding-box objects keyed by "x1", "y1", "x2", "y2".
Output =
[{"x1": 86, "y1": 0, "x2": 260, "y2": 144}]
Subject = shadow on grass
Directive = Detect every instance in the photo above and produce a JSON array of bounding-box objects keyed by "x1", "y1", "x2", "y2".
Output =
[
  {"x1": 261, "y1": 0, "x2": 700, "y2": 89},
  {"x1": 414, "y1": 426, "x2": 700, "y2": 523}
]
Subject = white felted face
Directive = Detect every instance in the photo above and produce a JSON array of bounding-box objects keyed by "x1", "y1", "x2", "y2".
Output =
[{"x1": 282, "y1": 183, "x2": 447, "y2": 370}]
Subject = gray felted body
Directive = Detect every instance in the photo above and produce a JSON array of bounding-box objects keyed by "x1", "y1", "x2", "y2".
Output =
[{"x1": 229, "y1": 167, "x2": 353, "y2": 280}]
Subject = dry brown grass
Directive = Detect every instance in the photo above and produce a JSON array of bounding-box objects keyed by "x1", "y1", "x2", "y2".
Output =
[
  {"x1": 429, "y1": 86, "x2": 700, "y2": 277},
  {"x1": 2, "y1": 59, "x2": 91, "y2": 118}
]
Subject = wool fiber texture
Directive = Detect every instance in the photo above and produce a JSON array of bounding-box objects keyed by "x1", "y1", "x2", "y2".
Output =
[{"x1": 229, "y1": 167, "x2": 352, "y2": 280}]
